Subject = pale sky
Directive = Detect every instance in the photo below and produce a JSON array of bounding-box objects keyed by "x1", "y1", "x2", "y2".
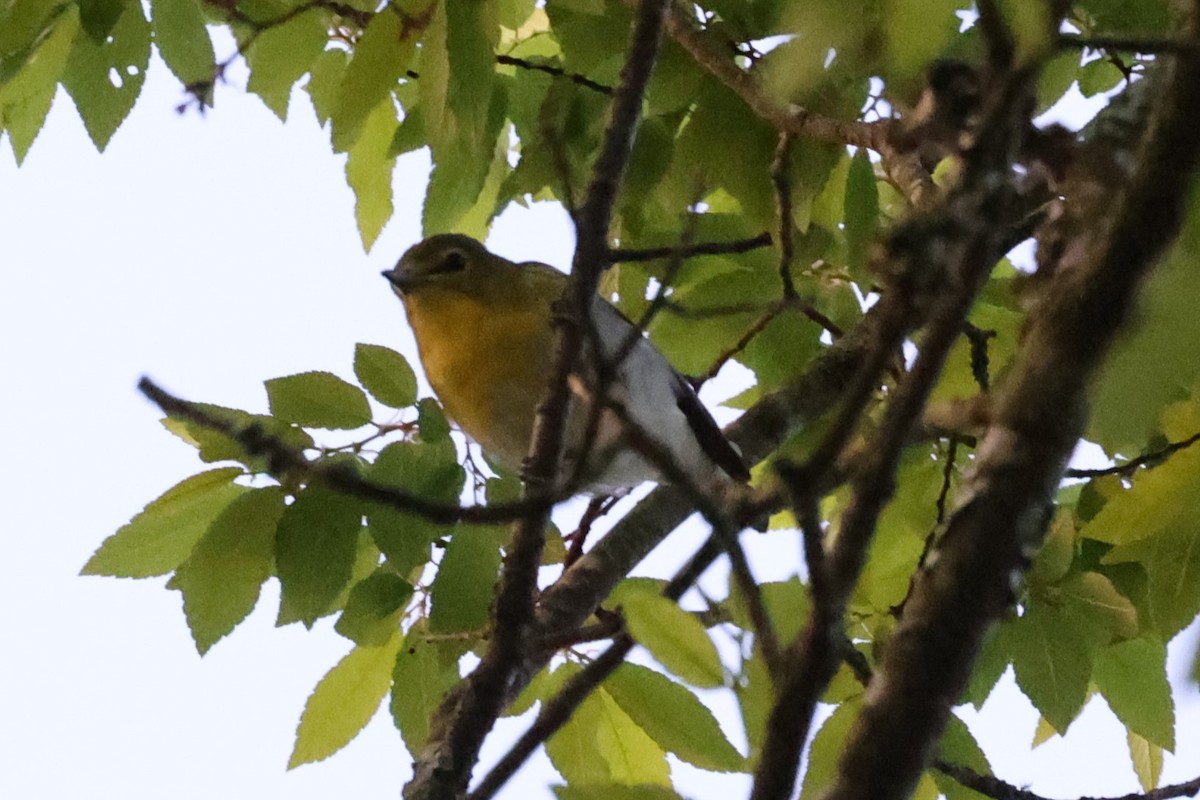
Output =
[{"x1": 2, "y1": 48, "x2": 1196, "y2": 800}]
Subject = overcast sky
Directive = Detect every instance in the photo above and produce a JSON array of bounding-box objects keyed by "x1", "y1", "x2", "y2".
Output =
[{"x1": 2, "y1": 47, "x2": 1196, "y2": 800}]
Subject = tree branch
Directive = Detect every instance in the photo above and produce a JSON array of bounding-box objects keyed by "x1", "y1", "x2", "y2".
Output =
[
  {"x1": 935, "y1": 763, "x2": 1200, "y2": 800},
  {"x1": 402, "y1": 2, "x2": 671, "y2": 797},
  {"x1": 819, "y1": 8, "x2": 1200, "y2": 799}
]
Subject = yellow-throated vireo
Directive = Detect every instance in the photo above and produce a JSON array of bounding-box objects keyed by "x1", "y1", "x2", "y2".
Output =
[{"x1": 383, "y1": 234, "x2": 749, "y2": 494}]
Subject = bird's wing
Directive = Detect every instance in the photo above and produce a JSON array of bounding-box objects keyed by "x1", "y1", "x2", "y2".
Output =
[
  {"x1": 670, "y1": 371, "x2": 751, "y2": 483},
  {"x1": 589, "y1": 299, "x2": 750, "y2": 483}
]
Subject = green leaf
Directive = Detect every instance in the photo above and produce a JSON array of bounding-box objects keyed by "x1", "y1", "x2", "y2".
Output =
[
  {"x1": 1128, "y1": 730, "x2": 1164, "y2": 792},
  {"x1": 77, "y1": 0, "x2": 127, "y2": 41},
  {"x1": 1094, "y1": 638, "x2": 1175, "y2": 751},
  {"x1": 289, "y1": 633, "x2": 403, "y2": 768},
  {"x1": 622, "y1": 591, "x2": 724, "y2": 688},
  {"x1": 245, "y1": 6, "x2": 327, "y2": 120},
  {"x1": 1009, "y1": 602, "x2": 1093, "y2": 732},
  {"x1": 553, "y1": 786, "x2": 685, "y2": 800},
  {"x1": 82, "y1": 467, "x2": 246, "y2": 577},
  {"x1": 1080, "y1": 442, "x2": 1200, "y2": 546},
  {"x1": 345, "y1": 99, "x2": 400, "y2": 250},
  {"x1": 934, "y1": 714, "x2": 993, "y2": 800},
  {"x1": 800, "y1": 698, "x2": 861, "y2": 800},
  {"x1": 62, "y1": 0, "x2": 149, "y2": 151},
  {"x1": 162, "y1": 402, "x2": 315, "y2": 470},
  {"x1": 1057, "y1": 571, "x2": 1138, "y2": 644},
  {"x1": 148, "y1": 0, "x2": 214, "y2": 88},
  {"x1": 429, "y1": 527, "x2": 502, "y2": 633},
  {"x1": 390, "y1": 629, "x2": 462, "y2": 756},
  {"x1": 354, "y1": 343, "x2": 418, "y2": 408},
  {"x1": 335, "y1": 570, "x2": 413, "y2": 646},
  {"x1": 330, "y1": 8, "x2": 417, "y2": 151},
  {"x1": 276, "y1": 487, "x2": 364, "y2": 627},
  {"x1": 844, "y1": 148, "x2": 878, "y2": 272},
  {"x1": 0, "y1": 6, "x2": 79, "y2": 163},
  {"x1": 170, "y1": 487, "x2": 286, "y2": 654},
  {"x1": 304, "y1": 47, "x2": 347, "y2": 125},
  {"x1": 368, "y1": 439, "x2": 463, "y2": 574},
  {"x1": 546, "y1": 677, "x2": 671, "y2": 787},
  {"x1": 266, "y1": 370, "x2": 372, "y2": 429},
  {"x1": 604, "y1": 663, "x2": 745, "y2": 772}
]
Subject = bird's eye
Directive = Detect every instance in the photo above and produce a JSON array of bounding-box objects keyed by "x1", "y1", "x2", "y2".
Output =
[{"x1": 434, "y1": 250, "x2": 468, "y2": 275}]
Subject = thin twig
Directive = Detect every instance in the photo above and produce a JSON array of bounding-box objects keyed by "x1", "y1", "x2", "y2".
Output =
[
  {"x1": 496, "y1": 54, "x2": 614, "y2": 94},
  {"x1": 137, "y1": 377, "x2": 563, "y2": 526},
  {"x1": 934, "y1": 763, "x2": 1200, "y2": 800},
  {"x1": 771, "y1": 133, "x2": 798, "y2": 299},
  {"x1": 1059, "y1": 33, "x2": 1200, "y2": 54},
  {"x1": 608, "y1": 231, "x2": 772, "y2": 262},
  {"x1": 1065, "y1": 430, "x2": 1200, "y2": 478}
]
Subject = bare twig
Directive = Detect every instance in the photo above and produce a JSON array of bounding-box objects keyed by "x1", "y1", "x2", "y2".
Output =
[
  {"x1": 1065, "y1": 430, "x2": 1200, "y2": 479},
  {"x1": 607, "y1": 231, "x2": 772, "y2": 262},
  {"x1": 935, "y1": 763, "x2": 1200, "y2": 800},
  {"x1": 771, "y1": 133, "x2": 798, "y2": 299},
  {"x1": 137, "y1": 377, "x2": 563, "y2": 526},
  {"x1": 496, "y1": 54, "x2": 614, "y2": 94}
]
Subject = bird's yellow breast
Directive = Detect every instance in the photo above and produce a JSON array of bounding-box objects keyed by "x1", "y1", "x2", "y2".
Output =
[{"x1": 402, "y1": 287, "x2": 554, "y2": 470}]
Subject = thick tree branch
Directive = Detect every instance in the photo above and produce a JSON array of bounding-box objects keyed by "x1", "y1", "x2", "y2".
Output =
[{"x1": 820, "y1": 9, "x2": 1200, "y2": 800}]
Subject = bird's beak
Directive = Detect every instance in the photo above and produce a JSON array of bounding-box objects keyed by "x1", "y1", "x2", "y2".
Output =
[{"x1": 382, "y1": 267, "x2": 411, "y2": 294}]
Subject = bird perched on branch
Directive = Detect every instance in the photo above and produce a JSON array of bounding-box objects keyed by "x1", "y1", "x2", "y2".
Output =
[{"x1": 382, "y1": 233, "x2": 749, "y2": 495}]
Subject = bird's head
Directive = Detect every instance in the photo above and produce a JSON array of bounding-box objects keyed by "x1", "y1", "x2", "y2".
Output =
[{"x1": 382, "y1": 233, "x2": 497, "y2": 298}]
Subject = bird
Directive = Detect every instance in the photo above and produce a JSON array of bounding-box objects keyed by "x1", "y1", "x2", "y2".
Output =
[{"x1": 382, "y1": 233, "x2": 750, "y2": 495}]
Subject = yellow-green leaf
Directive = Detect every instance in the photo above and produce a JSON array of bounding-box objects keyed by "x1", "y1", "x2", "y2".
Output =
[
  {"x1": 289, "y1": 633, "x2": 404, "y2": 768},
  {"x1": 276, "y1": 487, "x2": 364, "y2": 627},
  {"x1": 605, "y1": 663, "x2": 746, "y2": 772},
  {"x1": 1127, "y1": 730, "x2": 1164, "y2": 792},
  {"x1": 330, "y1": 9, "x2": 417, "y2": 151},
  {"x1": 245, "y1": 6, "x2": 327, "y2": 120},
  {"x1": 266, "y1": 370, "x2": 372, "y2": 429},
  {"x1": 82, "y1": 467, "x2": 246, "y2": 578},
  {"x1": 354, "y1": 343, "x2": 418, "y2": 409},
  {"x1": 390, "y1": 629, "x2": 462, "y2": 756},
  {"x1": 1094, "y1": 638, "x2": 1175, "y2": 751},
  {"x1": 171, "y1": 487, "x2": 286, "y2": 654},
  {"x1": 62, "y1": 0, "x2": 150, "y2": 151},
  {"x1": 346, "y1": 98, "x2": 399, "y2": 250},
  {"x1": 622, "y1": 592, "x2": 723, "y2": 688},
  {"x1": 148, "y1": 0, "x2": 213, "y2": 88}
]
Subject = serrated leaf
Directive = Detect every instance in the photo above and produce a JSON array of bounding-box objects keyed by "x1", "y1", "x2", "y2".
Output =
[
  {"x1": 844, "y1": 148, "x2": 878, "y2": 272},
  {"x1": 246, "y1": 6, "x2": 327, "y2": 120},
  {"x1": 266, "y1": 370, "x2": 372, "y2": 429},
  {"x1": 62, "y1": 0, "x2": 149, "y2": 150},
  {"x1": 546, "y1": 679, "x2": 671, "y2": 787},
  {"x1": 289, "y1": 633, "x2": 403, "y2": 768},
  {"x1": 346, "y1": 99, "x2": 400, "y2": 250},
  {"x1": 171, "y1": 487, "x2": 286, "y2": 654},
  {"x1": 148, "y1": 0, "x2": 213, "y2": 88},
  {"x1": 934, "y1": 714, "x2": 993, "y2": 800},
  {"x1": 605, "y1": 663, "x2": 745, "y2": 772},
  {"x1": 1058, "y1": 571, "x2": 1138, "y2": 643},
  {"x1": 368, "y1": 439, "x2": 463, "y2": 573},
  {"x1": 1128, "y1": 730, "x2": 1164, "y2": 792},
  {"x1": 553, "y1": 785, "x2": 685, "y2": 800},
  {"x1": 428, "y1": 527, "x2": 501, "y2": 633},
  {"x1": 354, "y1": 343, "x2": 418, "y2": 408},
  {"x1": 77, "y1": 0, "x2": 126, "y2": 40},
  {"x1": 330, "y1": 8, "x2": 417, "y2": 151},
  {"x1": 304, "y1": 47, "x2": 347, "y2": 125},
  {"x1": 0, "y1": 6, "x2": 79, "y2": 163},
  {"x1": 1009, "y1": 603, "x2": 1092, "y2": 732},
  {"x1": 800, "y1": 699, "x2": 861, "y2": 800},
  {"x1": 622, "y1": 592, "x2": 723, "y2": 688},
  {"x1": 276, "y1": 487, "x2": 364, "y2": 627},
  {"x1": 82, "y1": 467, "x2": 246, "y2": 577},
  {"x1": 390, "y1": 629, "x2": 462, "y2": 756},
  {"x1": 1094, "y1": 638, "x2": 1175, "y2": 751},
  {"x1": 335, "y1": 570, "x2": 413, "y2": 646},
  {"x1": 162, "y1": 402, "x2": 316, "y2": 470}
]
